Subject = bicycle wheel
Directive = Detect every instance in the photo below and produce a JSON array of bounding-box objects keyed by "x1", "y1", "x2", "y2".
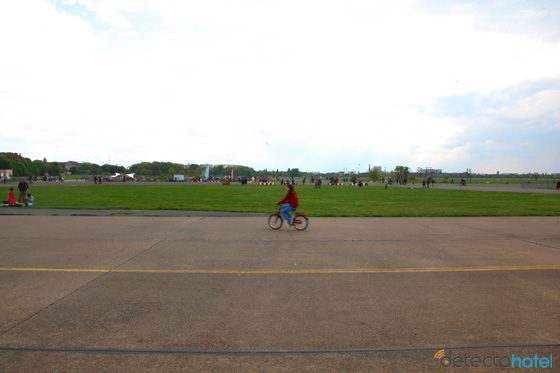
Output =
[
  {"x1": 291, "y1": 214, "x2": 308, "y2": 231},
  {"x1": 268, "y1": 213, "x2": 283, "y2": 229}
]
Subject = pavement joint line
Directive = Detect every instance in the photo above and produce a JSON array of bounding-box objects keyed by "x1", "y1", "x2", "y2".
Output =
[
  {"x1": 528, "y1": 241, "x2": 560, "y2": 250},
  {"x1": 1, "y1": 265, "x2": 559, "y2": 274},
  {"x1": 0, "y1": 268, "x2": 112, "y2": 338},
  {"x1": 0, "y1": 230, "x2": 183, "y2": 338},
  {"x1": 1, "y1": 343, "x2": 559, "y2": 356}
]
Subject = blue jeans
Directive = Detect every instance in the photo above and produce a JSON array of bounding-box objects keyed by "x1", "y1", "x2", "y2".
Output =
[{"x1": 281, "y1": 204, "x2": 296, "y2": 222}]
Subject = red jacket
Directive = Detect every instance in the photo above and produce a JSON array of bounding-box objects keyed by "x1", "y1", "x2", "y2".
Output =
[
  {"x1": 277, "y1": 191, "x2": 299, "y2": 208},
  {"x1": 277, "y1": 192, "x2": 299, "y2": 209},
  {"x1": 8, "y1": 190, "x2": 15, "y2": 205}
]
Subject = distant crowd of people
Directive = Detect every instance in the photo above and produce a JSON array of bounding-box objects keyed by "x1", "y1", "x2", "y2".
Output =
[{"x1": 2, "y1": 176, "x2": 560, "y2": 208}]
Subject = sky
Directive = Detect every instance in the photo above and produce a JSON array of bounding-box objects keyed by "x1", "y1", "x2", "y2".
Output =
[{"x1": 0, "y1": 0, "x2": 559, "y2": 174}]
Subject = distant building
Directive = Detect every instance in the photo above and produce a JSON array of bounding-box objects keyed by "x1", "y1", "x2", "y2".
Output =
[
  {"x1": 417, "y1": 168, "x2": 442, "y2": 175},
  {"x1": 1, "y1": 169, "x2": 13, "y2": 177},
  {"x1": 64, "y1": 161, "x2": 79, "y2": 170}
]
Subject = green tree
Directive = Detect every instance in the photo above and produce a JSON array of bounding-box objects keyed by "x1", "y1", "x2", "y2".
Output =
[
  {"x1": 0, "y1": 154, "x2": 32, "y2": 176},
  {"x1": 101, "y1": 164, "x2": 126, "y2": 174},
  {"x1": 187, "y1": 164, "x2": 200, "y2": 175},
  {"x1": 0, "y1": 155, "x2": 14, "y2": 170},
  {"x1": 212, "y1": 165, "x2": 224, "y2": 177},
  {"x1": 288, "y1": 168, "x2": 300, "y2": 177},
  {"x1": 236, "y1": 165, "x2": 256, "y2": 177},
  {"x1": 31, "y1": 160, "x2": 48, "y2": 176},
  {"x1": 369, "y1": 168, "x2": 382, "y2": 182},
  {"x1": 394, "y1": 166, "x2": 410, "y2": 182}
]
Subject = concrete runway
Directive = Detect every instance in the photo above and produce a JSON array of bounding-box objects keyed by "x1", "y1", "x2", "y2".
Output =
[{"x1": 0, "y1": 215, "x2": 559, "y2": 372}]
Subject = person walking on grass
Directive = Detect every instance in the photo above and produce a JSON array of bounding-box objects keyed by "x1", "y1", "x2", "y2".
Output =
[{"x1": 276, "y1": 184, "x2": 299, "y2": 225}]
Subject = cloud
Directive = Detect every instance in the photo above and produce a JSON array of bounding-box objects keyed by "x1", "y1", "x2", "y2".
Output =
[
  {"x1": 0, "y1": 0, "x2": 559, "y2": 173},
  {"x1": 417, "y1": 0, "x2": 560, "y2": 42},
  {"x1": 498, "y1": 88, "x2": 560, "y2": 125},
  {"x1": 430, "y1": 78, "x2": 560, "y2": 173},
  {"x1": 63, "y1": 0, "x2": 145, "y2": 30}
]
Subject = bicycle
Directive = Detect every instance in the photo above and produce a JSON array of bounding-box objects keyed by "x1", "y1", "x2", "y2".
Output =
[{"x1": 268, "y1": 205, "x2": 309, "y2": 231}]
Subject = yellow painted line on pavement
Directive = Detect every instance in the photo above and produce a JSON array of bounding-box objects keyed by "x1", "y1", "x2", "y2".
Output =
[{"x1": 0, "y1": 265, "x2": 559, "y2": 274}]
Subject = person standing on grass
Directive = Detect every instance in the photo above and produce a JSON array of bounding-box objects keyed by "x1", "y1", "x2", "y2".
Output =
[
  {"x1": 276, "y1": 184, "x2": 299, "y2": 225},
  {"x1": 17, "y1": 179, "x2": 29, "y2": 203}
]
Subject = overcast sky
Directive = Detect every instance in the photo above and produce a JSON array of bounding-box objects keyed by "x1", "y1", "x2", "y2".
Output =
[{"x1": 1, "y1": 0, "x2": 559, "y2": 174}]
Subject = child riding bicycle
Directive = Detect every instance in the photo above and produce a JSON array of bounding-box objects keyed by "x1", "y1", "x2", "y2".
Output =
[{"x1": 276, "y1": 184, "x2": 299, "y2": 225}]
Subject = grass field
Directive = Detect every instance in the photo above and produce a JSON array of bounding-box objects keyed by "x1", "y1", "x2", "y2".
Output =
[
  {"x1": 2, "y1": 184, "x2": 559, "y2": 217},
  {"x1": 435, "y1": 178, "x2": 558, "y2": 185}
]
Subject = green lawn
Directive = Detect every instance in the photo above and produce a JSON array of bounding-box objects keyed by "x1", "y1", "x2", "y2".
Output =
[
  {"x1": 432, "y1": 178, "x2": 557, "y2": 185},
  {"x1": 3, "y1": 184, "x2": 559, "y2": 217}
]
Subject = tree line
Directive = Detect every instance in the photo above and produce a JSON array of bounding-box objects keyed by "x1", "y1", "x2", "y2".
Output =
[
  {"x1": 0, "y1": 153, "x2": 405, "y2": 181},
  {"x1": 13, "y1": 153, "x2": 545, "y2": 182},
  {"x1": 0, "y1": 153, "x2": 285, "y2": 179},
  {"x1": 0, "y1": 154, "x2": 209, "y2": 178},
  {"x1": 0, "y1": 154, "x2": 67, "y2": 177}
]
